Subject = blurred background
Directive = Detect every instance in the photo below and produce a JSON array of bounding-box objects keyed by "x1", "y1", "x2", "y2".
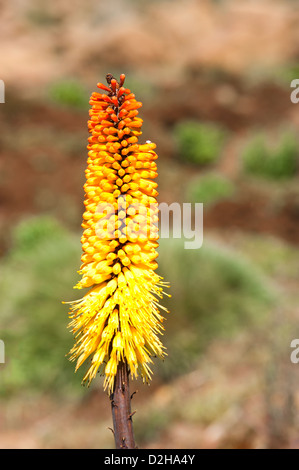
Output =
[{"x1": 1, "y1": 0, "x2": 299, "y2": 449}]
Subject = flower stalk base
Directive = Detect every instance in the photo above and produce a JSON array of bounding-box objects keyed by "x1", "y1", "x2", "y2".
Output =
[{"x1": 110, "y1": 360, "x2": 136, "y2": 449}]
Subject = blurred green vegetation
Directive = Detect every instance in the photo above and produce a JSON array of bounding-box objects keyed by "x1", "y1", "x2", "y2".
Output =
[
  {"x1": 175, "y1": 121, "x2": 227, "y2": 165},
  {"x1": 0, "y1": 216, "x2": 276, "y2": 399},
  {"x1": 134, "y1": 404, "x2": 173, "y2": 443},
  {"x1": 156, "y1": 237, "x2": 275, "y2": 381},
  {"x1": 186, "y1": 172, "x2": 235, "y2": 206},
  {"x1": 269, "y1": 62, "x2": 299, "y2": 87},
  {"x1": 0, "y1": 216, "x2": 88, "y2": 397},
  {"x1": 121, "y1": 76, "x2": 157, "y2": 103},
  {"x1": 26, "y1": 8, "x2": 62, "y2": 27},
  {"x1": 135, "y1": 382, "x2": 233, "y2": 446},
  {"x1": 228, "y1": 233, "x2": 299, "y2": 282},
  {"x1": 242, "y1": 131, "x2": 298, "y2": 180},
  {"x1": 48, "y1": 79, "x2": 90, "y2": 109}
]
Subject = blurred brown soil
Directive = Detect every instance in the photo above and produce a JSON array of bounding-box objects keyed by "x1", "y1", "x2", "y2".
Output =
[
  {"x1": 1, "y1": 0, "x2": 298, "y2": 250},
  {"x1": 1, "y1": 77, "x2": 299, "y2": 252},
  {"x1": 1, "y1": 331, "x2": 298, "y2": 449}
]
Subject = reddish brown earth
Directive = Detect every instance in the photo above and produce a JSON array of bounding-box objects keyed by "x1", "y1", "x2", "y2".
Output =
[{"x1": 1, "y1": 77, "x2": 298, "y2": 252}]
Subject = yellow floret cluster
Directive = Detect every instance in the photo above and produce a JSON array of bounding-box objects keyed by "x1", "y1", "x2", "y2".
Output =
[{"x1": 66, "y1": 74, "x2": 169, "y2": 394}]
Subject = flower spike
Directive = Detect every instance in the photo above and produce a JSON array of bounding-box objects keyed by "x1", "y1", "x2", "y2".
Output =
[{"x1": 66, "y1": 74, "x2": 169, "y2": 395}]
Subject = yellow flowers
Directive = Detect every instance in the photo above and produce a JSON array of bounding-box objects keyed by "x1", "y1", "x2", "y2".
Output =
[{"x1": 66, "y1": 74, "x2": 169, "y2": 394}]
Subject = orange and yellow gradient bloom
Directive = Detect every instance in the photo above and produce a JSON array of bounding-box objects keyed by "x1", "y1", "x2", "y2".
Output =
[{"x1": 66, "y1": 74, "x2": 169, "y2": 394}]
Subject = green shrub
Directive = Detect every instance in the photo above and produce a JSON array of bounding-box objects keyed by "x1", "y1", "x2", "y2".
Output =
[
  {"x1": 48, "y1": 79, "x2": 89, "y2": 109},
  {"x1": 187, "y1": 172, "x2": 235, "y2": 206},
  {"x1": 0, "y1": 216, "x2": 275, "y2": 396},
  {"x1": 156, "y1": 238, "x2": 275, "y2": 381},
  {"x1": 175, "y1": 121, "x2": 227, "y2": 165},
  {"x1": 134, "y1": 406, "x2": 173, "y2": 443},
  {"x1": 273, "y1": 62, "x2": 299, "y2": 86},
  {"x1": 0, "y1": 216, "x2": 87, "y2": 397},
  {"x1": 26, "y1": 9, "x2": 62, "y2": 27},
  {"x1": 242, "y1": 132, "x2": 298, "y2": 179}
]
